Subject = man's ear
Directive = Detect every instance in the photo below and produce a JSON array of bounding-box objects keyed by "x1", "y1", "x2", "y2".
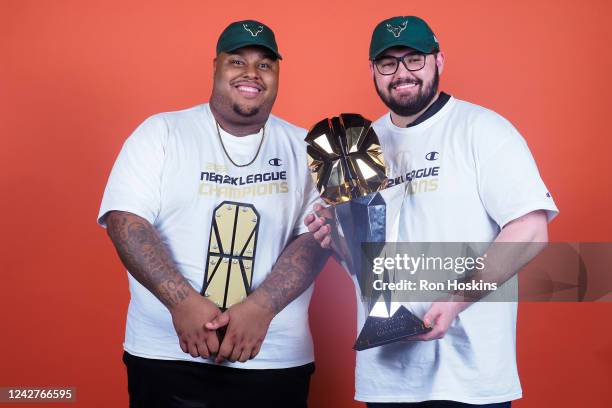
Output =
[
  {"x1": 369, "y1": 61, "x2": 375, "y2": 78},
  {"x1": 435, "y1": 51, "x2": 445, "y2": 76},
  {"x1": 212, "y1": 57, "x2": 217, "y2": 74}
]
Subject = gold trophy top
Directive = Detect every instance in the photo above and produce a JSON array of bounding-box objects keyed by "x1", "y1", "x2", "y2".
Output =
[{"x1": 305, "y1": 113, "x2": 387, "y2": 205}]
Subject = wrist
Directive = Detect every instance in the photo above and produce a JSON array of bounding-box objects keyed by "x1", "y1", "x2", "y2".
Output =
[
  {"x1": 167, "y1": 287, "x2": 200, "y2": 314},
  {"x1": 245, "y1": 290, "x2": 276, "y2": 320},
  {"x1": 447, "y1": 296, "x2": 471, "y2": 314}
]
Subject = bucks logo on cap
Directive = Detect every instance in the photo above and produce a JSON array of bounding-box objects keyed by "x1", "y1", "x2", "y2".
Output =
[
  {"x1": 216, "y1": 19, "x2": 282, "y2": 59},
  {"x1": 243, "y1": 23, "x2": 263, "y2": 37},
  {"x1": 386, "y1": 21, "x2": 407, "y2": 38},
  {"x1": 370, "y1": 16, "x2": 439, "y2": 60}
]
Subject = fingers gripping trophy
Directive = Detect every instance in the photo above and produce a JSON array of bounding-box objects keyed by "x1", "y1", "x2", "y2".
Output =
[{"x1": 305, "y1": 113, "x2": 431, "y2": 350}]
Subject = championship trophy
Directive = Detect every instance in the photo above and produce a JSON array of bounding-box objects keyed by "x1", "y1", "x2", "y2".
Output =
[
  {"x1": 201, "y1": 201, "x2": 260, "y2": 310},
  {"x1": 305, "y1": 114, "x2": 431, "y2": 350}
]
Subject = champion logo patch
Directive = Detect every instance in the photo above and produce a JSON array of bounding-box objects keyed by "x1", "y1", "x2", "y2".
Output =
[
  {"x1": 268, "y1": 158, "x2": 282, "y2": 166},
  {"x1": 243, "y1": 24, "x2": 263, "y2": 37},
  {"x1": 425, "y1": 151, "x2": 439, "y2": 161}
]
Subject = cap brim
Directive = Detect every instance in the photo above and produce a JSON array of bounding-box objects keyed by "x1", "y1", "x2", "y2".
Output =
[
  {"x1": 370, "y1": 39, "x2": 436, "y2": 60},
  {"x1": 223, "y1": 41, "x2": 282, "y2": 60}
]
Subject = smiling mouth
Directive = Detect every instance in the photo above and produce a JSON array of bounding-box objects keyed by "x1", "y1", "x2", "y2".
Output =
[
  {"x1": 392, "y1": 81, "x2": 419, "y2": 91},
  {"x1": 232, "y1": 81, "x2": 264, "y2": 98},
  {"x1": 236, "y1": 85, "x2": 261, "y2": 94}
]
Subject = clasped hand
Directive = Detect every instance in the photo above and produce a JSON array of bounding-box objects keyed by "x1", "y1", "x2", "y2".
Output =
[{"x1": 170, "y1": 293, "x2": 273, "y2": 363}]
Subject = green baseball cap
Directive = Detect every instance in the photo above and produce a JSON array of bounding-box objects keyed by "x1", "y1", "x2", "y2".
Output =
[
  {"x1": 216, "y1": 20, "x2": 282, "y2": 60},
  {"x1": 369, "y1": 16, "x2": 439, "y2": 60}
]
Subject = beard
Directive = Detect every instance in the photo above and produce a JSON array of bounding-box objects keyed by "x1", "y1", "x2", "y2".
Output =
[
  {"x1": 209, "y1": 87, "x2": 275, "y2": 126},
  {"x1": 232, "y1": 102, "x2": 260, "y2": 117},
  {"x1": 375, "y1": 67, "x2": 439, "y2": 117}
]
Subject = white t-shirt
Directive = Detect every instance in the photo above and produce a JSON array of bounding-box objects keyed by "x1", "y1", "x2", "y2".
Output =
[
  {"x1": 353, "y1": 96, "x2": 559, "y2": 403},
  {"x1": 97, "y1": 103, "x2": 319, "y2": 369}
]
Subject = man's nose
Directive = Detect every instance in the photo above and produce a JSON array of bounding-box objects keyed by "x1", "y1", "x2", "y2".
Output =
[{"x1": 242, "y1": 63, "x2": 260, "y2": 79}]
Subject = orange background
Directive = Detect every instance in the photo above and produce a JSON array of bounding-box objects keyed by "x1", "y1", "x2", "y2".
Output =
[{"x1": 1, "y1": 0, "x2": 611, "y2": 407}]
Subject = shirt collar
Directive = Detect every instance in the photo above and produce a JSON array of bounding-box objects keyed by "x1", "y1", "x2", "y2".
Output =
[{"x1": 406, "y1": 91, "x2": 451, "y2": 128}]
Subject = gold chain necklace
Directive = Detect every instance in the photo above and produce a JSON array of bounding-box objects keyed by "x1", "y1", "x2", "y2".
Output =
[{"x1": 215, "y1": 121, "x2": 266, "y2": 168}]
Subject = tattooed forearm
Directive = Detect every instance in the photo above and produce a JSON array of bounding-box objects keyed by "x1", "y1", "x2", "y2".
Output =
[
  {"x1": 105, "y1": 211, "x2": 194, "y2": 309},
  {"x1": 251, "y1": 233, "x2": 330, "y2": 314}
]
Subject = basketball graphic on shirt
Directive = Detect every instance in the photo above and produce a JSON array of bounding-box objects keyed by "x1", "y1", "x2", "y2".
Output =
[{"x1": 202, "y1": 201, "x2": 259, "y2": 310}]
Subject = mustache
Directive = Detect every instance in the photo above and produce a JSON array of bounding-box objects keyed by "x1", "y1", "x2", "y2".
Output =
[{"x1": 388, "y1": 78, "x2": 422, "y2": 91}]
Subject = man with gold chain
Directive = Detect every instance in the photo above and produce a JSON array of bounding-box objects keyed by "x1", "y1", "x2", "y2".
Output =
[{"x1": 98, "y1": 20, "x2": 327, "y2": 407}]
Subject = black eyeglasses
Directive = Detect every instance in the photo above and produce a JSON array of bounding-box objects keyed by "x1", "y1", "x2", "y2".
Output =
[{"x1": 373, "y1": 53, "x2": 430, "y2": 75}]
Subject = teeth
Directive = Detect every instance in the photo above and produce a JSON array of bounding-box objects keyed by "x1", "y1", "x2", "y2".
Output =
[
  {"x1": 394, "y1": 83, "x2": 417, "y2": 89},
  {"x1": 237, "y1": 86, "x2": 260, "y2": 93}
]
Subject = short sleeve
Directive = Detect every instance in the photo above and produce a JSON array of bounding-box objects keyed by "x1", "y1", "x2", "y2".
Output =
[
  {"x1": 475, "y1": 114, "x2": 558, "y2": 228},
  {"x1": 292, "y1": 168, "x2": 324, "y2": 237},
  {"x1": 97, "y1": 116, "x2": 168, "y2": 227}
]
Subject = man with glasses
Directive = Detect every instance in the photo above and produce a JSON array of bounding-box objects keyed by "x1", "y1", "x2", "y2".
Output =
[{"x1": 306, "y1": 16, "x2": 558, "y2": 407}]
